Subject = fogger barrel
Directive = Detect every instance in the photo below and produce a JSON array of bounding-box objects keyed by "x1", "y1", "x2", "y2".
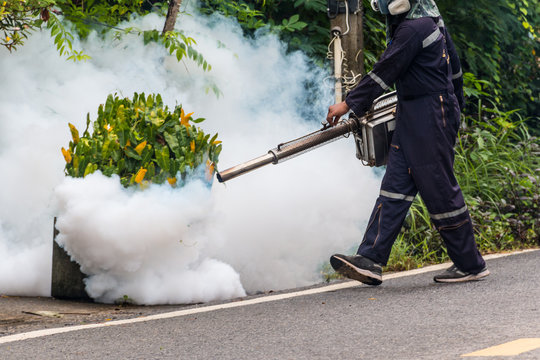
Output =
[
  {"x1": 216, "y1": 119, "x2": 358, "y2": 182},
  {"x1": 216, "y1": 91, "x2": 398, "y2": 183}
]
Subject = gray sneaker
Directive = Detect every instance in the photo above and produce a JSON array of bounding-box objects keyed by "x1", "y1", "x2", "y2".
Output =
[
  {"x1": 330, "y1": 254, "x2": 383, "y2": 286},
  {"x1": 433, "y1": 264, "x2": 490, "y2": 283}
]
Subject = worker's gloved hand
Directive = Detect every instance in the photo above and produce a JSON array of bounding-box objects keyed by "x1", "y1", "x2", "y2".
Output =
[{"x1": 326, "y1": 101, "x2": 350, "y2": 127}]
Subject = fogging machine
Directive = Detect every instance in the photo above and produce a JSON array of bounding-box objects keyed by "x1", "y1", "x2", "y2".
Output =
[{"x1": 216, "y1": 91, "x2": 397, "y2": 183}]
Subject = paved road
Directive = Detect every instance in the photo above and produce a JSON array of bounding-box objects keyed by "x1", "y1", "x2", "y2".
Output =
[{"x1": 0, "y1": 250, "x2": 538, "y2": 359}]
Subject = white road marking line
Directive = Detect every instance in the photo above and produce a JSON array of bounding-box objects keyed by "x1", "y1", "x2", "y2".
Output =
[
  {"x1": 461, "y1": 338, "x2": 540, "y2": 357},
  {"x1": 0, "y1": 249, "x2": 537, "y2": 345}
]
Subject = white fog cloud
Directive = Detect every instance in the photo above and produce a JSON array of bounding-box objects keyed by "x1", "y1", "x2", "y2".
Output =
[{"x1": 0, "y1": 5, "x2": 380, "y2": 303}]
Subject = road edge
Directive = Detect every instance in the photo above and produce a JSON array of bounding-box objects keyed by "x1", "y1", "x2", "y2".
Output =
[{"x1": 1, "y1": 248, "x2": 537, "y2": 345}]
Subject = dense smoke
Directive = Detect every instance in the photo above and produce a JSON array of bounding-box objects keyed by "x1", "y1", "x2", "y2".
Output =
[{"x1": 0, "y1": 4, "x2": 380, "y2": 304}]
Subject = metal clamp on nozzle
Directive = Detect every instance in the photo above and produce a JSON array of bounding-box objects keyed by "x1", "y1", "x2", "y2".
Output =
[{"x1": 320, "y1": 120, "x2": 332, "y2": 130}]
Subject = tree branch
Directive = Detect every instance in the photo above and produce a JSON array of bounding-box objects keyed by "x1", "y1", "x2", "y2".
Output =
[{"x1": 162, "y1": 0, "x2": 182, "y2": 34}]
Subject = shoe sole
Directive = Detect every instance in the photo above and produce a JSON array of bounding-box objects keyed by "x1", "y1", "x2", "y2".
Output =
[
  {"x1": 434, "y1": 269, "x2": 490, "y2": 283},
  {"x1": 330, "y1": 256, "x2": 382, "y2": 286}
]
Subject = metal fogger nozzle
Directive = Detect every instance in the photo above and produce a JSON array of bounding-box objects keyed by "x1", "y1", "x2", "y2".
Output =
[{"x1": 216, "y1": 91, "x2": 398, "y2": 183}]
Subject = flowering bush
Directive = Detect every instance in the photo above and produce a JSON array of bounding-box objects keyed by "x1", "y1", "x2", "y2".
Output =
[{"x1": 62, "y1": 93, "x2": 221, "y2": 187}]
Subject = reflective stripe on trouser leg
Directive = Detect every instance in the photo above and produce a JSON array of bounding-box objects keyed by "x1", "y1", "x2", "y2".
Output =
[
  {"x1": 357, "y1": 143, "x2": 417, "y2": 265},
  {"x1": 432, "y1": 208, "x2": 486, "y2": 273},
  {"x1": 430, "y1": 204, "x2": 468, "y2": 221},
  {"x1": 411, "y1": 162, "x2": 486, "y2": 274},
  {"x1": 380, "y1": 190, "x2": 415, "y2": 202}
]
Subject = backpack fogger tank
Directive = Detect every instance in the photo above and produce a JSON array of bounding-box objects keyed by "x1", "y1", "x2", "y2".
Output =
[{"x1": 216, "y1": 91, "x2": 398, "y2": 183}]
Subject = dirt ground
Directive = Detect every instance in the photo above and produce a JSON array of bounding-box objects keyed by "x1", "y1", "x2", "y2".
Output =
[{"x1": 0, "y1": 294, "x2": 187, "y2": 336}]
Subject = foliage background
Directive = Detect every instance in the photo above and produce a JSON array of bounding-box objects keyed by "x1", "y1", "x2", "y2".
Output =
[
  {"x1": 4, "y1": 0, "x2": 536, "y2": 123},
  {"x1": 199, "y1": 0, "x2": 539, "y2": 127}
]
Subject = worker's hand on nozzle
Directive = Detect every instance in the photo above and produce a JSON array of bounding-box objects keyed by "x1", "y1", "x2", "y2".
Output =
[{"x1": 326, "y1": 101, "x2": 350, "y2": 127}]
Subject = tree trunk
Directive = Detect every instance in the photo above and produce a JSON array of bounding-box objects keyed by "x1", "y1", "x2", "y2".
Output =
[{"x1": 162, "y1": 0, "x2": 183, "y2": 34}]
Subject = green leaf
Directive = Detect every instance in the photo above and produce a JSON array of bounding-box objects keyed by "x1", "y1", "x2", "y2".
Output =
[
  {"x1": 125, "y1": 146, "x2": 142, "y2": 160},
  {"x1": 169, "y1": 158, "x2": 179, "y2": 176},
  {"x1": 163, "y1": 131, "x2": 180, "y2": 155},
  {"x1": 155, "y1": 146, "x2": 170, "y2": 173},
  {"x1": 141, "y1": 148, "x2": 152, "y2": 165},
  {"x1": 83, "y1": 162, "x2": 95, "y2": 177}
]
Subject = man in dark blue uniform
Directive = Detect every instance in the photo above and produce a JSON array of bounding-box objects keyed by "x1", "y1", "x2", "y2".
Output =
[{"x1": 326, "y1": 0, "x2": 489, "y2": 284}]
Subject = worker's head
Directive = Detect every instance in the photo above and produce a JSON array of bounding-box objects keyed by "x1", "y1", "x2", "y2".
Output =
[
  {"x1": 375, "y1": 0, "x2": 441, "y2": 42},
  {"x1": 371, "y1": 0, "x2": 441, "y2": 18},
  {"x1": 370, "y1": 0, "x2": 411, "y2": 15}
]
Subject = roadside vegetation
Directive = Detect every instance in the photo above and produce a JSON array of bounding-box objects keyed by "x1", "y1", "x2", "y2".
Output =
[{"x1": 62, "y1": 93, "x2": 221, "y2": 187}]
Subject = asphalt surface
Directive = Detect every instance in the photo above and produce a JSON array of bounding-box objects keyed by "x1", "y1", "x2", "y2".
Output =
[{"x1": 0, "y1": 249, "x2": 538, "y2": 359}]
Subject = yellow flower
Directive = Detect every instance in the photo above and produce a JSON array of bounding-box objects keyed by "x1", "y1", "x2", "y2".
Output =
[
  {"x1": 125, "y1": 139, "x2": 131, "y2": 147},
  {"x1": 61, "y1": 147, "x2": 72, "y2": 163},
  {"x1": 5, "y1": 36, "x2": 10, "y2": 42},
  {"x1": 134, "y1": 141, "x2": 147, "y2": 155},
  {"x1": 68, "y1": 123, "x2": 79, "y2": 144},
  {"x1": 104, "y1": 124, "x2": 113, "y2": 132},
  {"x1": 212, "y1": 140, "x2": 222, "y2": 145},
  {"x1": 135, "y1": 168, "x2": 147, "y2": 184},
  {"x1": 167, "y1": 177, "x2": 177, "y2": 186},
  {"x1": 190, "y1": 140, "x2": 195, "y2": 152},
  {"x1": 180, "y1": 108, "x2": 194, "y2": 129},
  {"x1": 205, "y1": 160, "x2": 215, "y2": 181}
]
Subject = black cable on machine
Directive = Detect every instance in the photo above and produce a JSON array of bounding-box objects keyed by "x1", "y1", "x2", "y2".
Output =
[{"x1": 327, "y1": 0, "x2": 360, "y2": 19}]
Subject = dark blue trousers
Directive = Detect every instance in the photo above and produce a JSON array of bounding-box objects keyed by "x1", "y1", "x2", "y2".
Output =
[{"x1": 357, "y1": 95, "x2": 486, "y2": 274}]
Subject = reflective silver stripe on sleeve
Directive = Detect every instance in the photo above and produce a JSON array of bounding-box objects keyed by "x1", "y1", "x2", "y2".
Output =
[
  {"x1": 368, "y1": 72, "x2": 390, "y2": 90},
  {"x1": 430, "y1": 205, "x2": 468, "y2": 220},
  {"x1": 437, "y1": 19, "x2": 445, "y2": 28},
  {"x1": 452, "y1": 68, "x2": 463, "y2": 80},
  {"x1": 380, "y1": 190, "x2": 415, "y2": 202},
  {"x1": 422, "y1": 28, "x2": 441, "y2": 48}
]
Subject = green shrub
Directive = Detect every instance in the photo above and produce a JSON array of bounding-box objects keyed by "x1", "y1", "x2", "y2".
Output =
[
  {"x1": 62, "y1": 93, "x2": 222, "y2": 187},
  {"x1": 457, "y1": 108, "x2": 539, "y2": 251}
]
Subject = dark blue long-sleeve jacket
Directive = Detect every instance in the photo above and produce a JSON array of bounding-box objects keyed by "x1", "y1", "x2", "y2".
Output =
[
  {"x1": 346, "y1": 16, "x2": 465, "y2": 170},
  {"x1": 345, "y1": 16, "x2": 464, "y2": 115}
]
